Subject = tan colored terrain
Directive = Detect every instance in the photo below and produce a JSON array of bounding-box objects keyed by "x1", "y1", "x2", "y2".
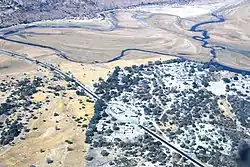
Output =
[
  {"x1": 0, "y1": 53, "x2": 37, "y2": 75},
  {"x1": 0, "y1": 1, "x2": 250, "y2": 167},
  {"x1": 201, "y1": 1, "x2": 250, "y2": 69},
  {"x1": 218, "y1": 98, "x2": 235, "y2": 120},
  {"x1": 1, "y1": 3, "x2": 249, "y2": 69},
  {"x1": 0, "y1": 65, "x2": 94, "y2": 167},
  {"x1": 59, "y1": 55, "x2": 176, "y2": 85},
  {"x1": 0, "y1": 50, "x2": 174, "y2": 167},
  {"x1": 0, "y1": 10, "x2": 209, "y2": 64}
]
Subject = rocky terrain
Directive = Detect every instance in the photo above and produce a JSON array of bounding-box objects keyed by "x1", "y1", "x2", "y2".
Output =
[{"x1": 0, "y1": 0, "x2": 193, "y2": 28}]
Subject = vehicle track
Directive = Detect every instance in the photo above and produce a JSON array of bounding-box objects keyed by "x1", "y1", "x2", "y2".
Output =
[
  {"x1": 0, "y1": 48, "x2": 205, "y2": 167},
  {"x1": 139, "y1": 124, "x2": 205, "y2": 167},
  {"x1": 0, "y1": 49, "x2": 99, "y2": 100},
  {"x1": 0, "y1": 8, "x2": 249, "y2": 167}
]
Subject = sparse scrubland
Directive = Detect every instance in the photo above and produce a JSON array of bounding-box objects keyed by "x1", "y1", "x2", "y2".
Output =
[
  {"x1": 85, "y1": 59, "x2": 250, "y2": 167},
  {"x1": 1, "y1": 0, "x2": 250, "y2": 167},
  {"x1": 0, "y1": 67, "x2": 93, "y2": 167}
]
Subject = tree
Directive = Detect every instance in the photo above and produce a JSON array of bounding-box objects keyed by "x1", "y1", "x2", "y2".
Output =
[
  {"x1": 122, "y1": 75, "x2": 130, "y2": 83},
  {"x1": 222, "y1": 78, "x2": 231, "y2": 83},
  {"x1": 132, "y1": 65, "x2": 137, "y2": 69},
  {"x1": 94, "y1": 99, "x2": 106, "y2": 112},
  {"x1": 192, "y1": 82, "x2": 198, "y2": 89},
  {"x1": 189, "y1": 67, "x2": 195, "y2": 73},
  {"x1": 112, "y1": 66, "x2": 121, "y2": 77},
  {"x1": 101, "y1": 150, "x2": 110, "y2": 156},
  {"x1": 154, "y1": 60, "x2": 162, "y2": 65},
  {"x1": 233, "y1": 76, "x2": 239, "y2": 80},
  {"x1": 76, "y1": 90, "x2": 85, "y2": 96},
  {"x1": 90, "y1": 99, "x2": 107, "y2": 124},
  {"x1": 114, "y1": 66, "x2": 121, "y2": 73},
  {"x1": 201, "y1": 79, "x2": 209, "y2": 87}
]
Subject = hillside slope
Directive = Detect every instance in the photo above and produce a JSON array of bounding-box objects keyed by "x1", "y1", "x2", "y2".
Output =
[{"x1": 0, "y1": 0, "x2": 192, "y2": 28}]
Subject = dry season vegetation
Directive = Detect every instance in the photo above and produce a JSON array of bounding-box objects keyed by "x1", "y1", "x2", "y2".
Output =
[
  {"x1": 1, "y1": 0, "x2": 250, "y2": 167},
  {"x1": 0, "y1": 56, "x2": 95, "y2": 167},
  {"x1": 0, "y1": 50, "x2": 174, "y2": 167}
]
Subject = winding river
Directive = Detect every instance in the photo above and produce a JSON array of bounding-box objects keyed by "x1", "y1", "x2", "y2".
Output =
[
  {"x1": 190, "y1": 13, "x2": 226, "y2": 61},
  {"x1": 0, "y1": 11, "x2": 250, "y2": 75}
]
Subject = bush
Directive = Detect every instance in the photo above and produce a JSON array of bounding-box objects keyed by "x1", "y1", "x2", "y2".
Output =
[
  {"x1": 222, "y1": 78, "x2": 231, "y2": 83},
  {"x1": 65, "y1": 140, "x2": 73, "y2": 144},
  {"x1": 113, "y1": 125, "x2": 120, "y2": 131},
  {"x1": 76, "y1": 90, "x2": 85, "y2": 96},
  {"x1": 47, "y1": 158, "x2": 54, "y2": 164},
  {"x1": 101, "y1": 150, "x2": 110, "y2": 156},
  {"x1": 233, "y1": 76, "x2": 239, "y2": 80},
  {"x1": 154, "y1": 60, "x2": 162, "y2": 65},
  {"x1": 85, "y1": 156, "x2": 94, "y2": 161},
  {"x1": 201, "y1": 79, "x2": 209, "y2": 87},
  {"x1": 192, "y1": 82, "x2": 198, "y2": 89}
]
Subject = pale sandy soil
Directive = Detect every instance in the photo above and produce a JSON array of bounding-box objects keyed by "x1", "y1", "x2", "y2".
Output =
[
  {"x1": 33, "y1": 12, "x2": 115, "y2": 31},
  {"x1": 131, "y1": 0, "x2": 246, "y2": 17},
  {"x1": 0, "y1": 53, "x2": 176, "y2": 167},
  {"x1": 0, "y1": 53, "x2": 37, "y2": 76},
  {"x1": 215, "y1": 50, "x2": 250, "y2": 70},
  {"x1": 0, "y1": 10, "x2": 207, "y2": 63},
  {"x1": 218, "y1": 98, "x2": 235, "y2": 120},
  {"x1": 1, "y1": 1, "x2": 248, "y2": 71},
  {"x1": 0, "y1": 1, "x2": 250, "y2": 166},
  {"x1": 198, "y1": 1, "x2": 250, "y2": 69},
  {"x1": 59, "y1": 55, "x2": 176, "y2": 85},
  {"x1": 0, "y1": 96, "x2": 93, "y2": 167}
]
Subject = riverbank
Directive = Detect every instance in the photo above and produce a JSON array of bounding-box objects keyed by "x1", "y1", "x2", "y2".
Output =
[
  {"x1": 1, "y1": 1, "x2": 250, "y2": 166},
  {"x1": 0, "y1": 0, "x2": 194, "y2": 28}
]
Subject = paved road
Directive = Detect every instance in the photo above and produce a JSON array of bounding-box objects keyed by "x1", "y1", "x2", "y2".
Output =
[
  {"x1": 0, "y1": 49, "x2": 99, "y2": 100},
  {"x1": 0, "y1": 49, "x2": 205, "y2": 166},
  {"x1": 0, "y1": 10, "x2": 249, "y2": 167},
  {"x1": 139, "y1": 124, "x2": 205, "y2": 167}
]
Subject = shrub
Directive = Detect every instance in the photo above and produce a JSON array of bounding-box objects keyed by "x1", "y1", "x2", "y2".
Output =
[{"x1": 222, "y1": 78, "x2": 231, "y2": 83}]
